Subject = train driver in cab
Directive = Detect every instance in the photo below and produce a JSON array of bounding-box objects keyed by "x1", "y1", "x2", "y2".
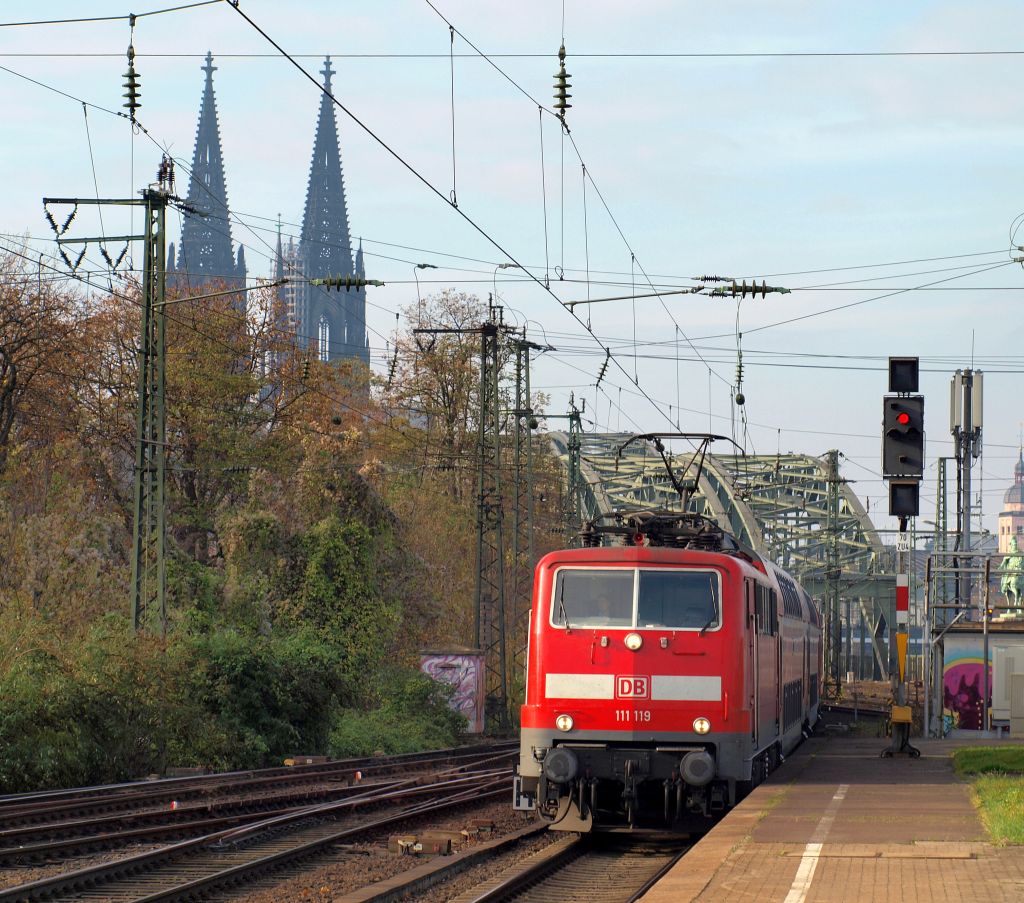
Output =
[{"x1": 593, "y1": 592, "x2": 631, "y2": 627}]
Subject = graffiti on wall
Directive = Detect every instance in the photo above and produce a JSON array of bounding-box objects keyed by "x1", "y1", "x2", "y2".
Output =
[
  {"x1": 942, "y1": 635, "x2": 988, "y2": 732},
  {"x1": 420, "y1": 651, "x2": 485, "y2": 733}
]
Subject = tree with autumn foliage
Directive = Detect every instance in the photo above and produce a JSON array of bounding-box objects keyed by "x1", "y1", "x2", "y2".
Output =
[
  {"x1": 0, "y1": 244, "x2": 78, "y2": 474},
  {"x1": 383, "y1": 290, "x2": 487, "y2": 497},
  {"x1": 0, "y1": 247, "x2": 469, "y2": 789}
]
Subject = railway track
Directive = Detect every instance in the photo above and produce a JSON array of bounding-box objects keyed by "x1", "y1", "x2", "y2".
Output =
[
  {"x1": 0, "y1": 742, "x2": 516, "y2": 828},
  {"x1": 0, "y1": 767, "x2": 513, "y2": 902},
  {"x1": 0, "y1": 744, "x2": 517, "y2": 864},
  {"x1": 449, "y1": 835, "x2": 686, "y2": 903}
]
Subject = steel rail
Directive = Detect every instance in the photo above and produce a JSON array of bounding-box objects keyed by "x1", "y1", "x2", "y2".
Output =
[
  {"x1": 0, "y1": 776, "x2": 418, "y2": 864},
  {"x1": 0, "y1": 741, "x2": 516, "y2": 810},
  {"x1": 352, "y1": 821, "x2": 551, "y2": 903},
  {"x1": 455, "y1": 835, "x2": 586, "y2": 902},
  {"x1": 452, "y1": 838, "x2": 688, "y2": 903},
  {"x1": 0, "y1": 742, "x2": 517, "y2": 824},
  {"x1": 0, "y1": 772, "x2": 512, "y2": 903},
  {"x1": 0, "y1": 745, "x2": 518, "y2": 863},
  {"x1": 131, "y1": 781, "x2": 512, "y2": 903},
  {"x1": 0, "y1": 766, "x2": 514, "y2": 865}
]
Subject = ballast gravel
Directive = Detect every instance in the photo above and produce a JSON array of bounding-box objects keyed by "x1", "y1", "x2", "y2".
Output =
[{"x1": 227, "y1": 800, "x2": 551, "y2": 903}]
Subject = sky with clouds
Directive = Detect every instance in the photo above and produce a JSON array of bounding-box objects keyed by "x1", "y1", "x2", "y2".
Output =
[{"x1": 3, "y1": 0, "x2": 1024, "y2": 538}]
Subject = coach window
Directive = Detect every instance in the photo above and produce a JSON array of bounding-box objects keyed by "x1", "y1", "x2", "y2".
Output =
[
  {"x1": 637, "y1": 570, "x2": 720, "y2": 630},
  {"x1": 551, "y1": 569, "x2": 634, "y2": 628}
]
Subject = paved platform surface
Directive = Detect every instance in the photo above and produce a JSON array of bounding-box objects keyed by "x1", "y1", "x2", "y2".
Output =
[{"x1": 641, "y1": 735, "x2": 1024, "y2": 903}]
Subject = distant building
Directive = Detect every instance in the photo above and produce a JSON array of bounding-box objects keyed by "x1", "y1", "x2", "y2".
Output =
[
  {"x1": 170, "y1": 54, "x2": 371, "y2": 368},
  {"x1": 998, "y1": 451, "x2": 1024, "y2": 554},
  {"x1": 167, "y1": 52, "x2": 246, "y2": 300},
  {"x1": 277, "y1": 57, "x2": 369, "y2": 366}
]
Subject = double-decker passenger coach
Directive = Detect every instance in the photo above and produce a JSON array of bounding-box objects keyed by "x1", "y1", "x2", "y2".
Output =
[{"x1": 514, "y1": 508, "x2": 821, "y2": 831}]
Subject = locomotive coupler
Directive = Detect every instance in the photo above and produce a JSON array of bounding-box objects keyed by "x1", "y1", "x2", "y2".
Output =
[{"x1": 622, "y1": 758, "x2": 641, "y2": 825}]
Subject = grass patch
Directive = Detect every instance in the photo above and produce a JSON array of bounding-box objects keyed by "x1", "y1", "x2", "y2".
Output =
[
  {"x1": 953, "y1": 747, "x2": 1024, "y2": 775},
  {"x1": 954, "y1": 748, "x2": 1024, "y2": 845},
  {"x1": 971, "y1": 775, "x2": 1024, "y2": 844}
]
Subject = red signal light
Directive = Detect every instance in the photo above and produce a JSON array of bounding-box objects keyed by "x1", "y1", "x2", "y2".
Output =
[{"x1": 896, "y1": 412, "x2": 911, "y2": 426}]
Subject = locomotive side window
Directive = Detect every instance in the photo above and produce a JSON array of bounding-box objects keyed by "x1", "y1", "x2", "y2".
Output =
[
  {"x1": 637, "y1": 570, "x2": 719, "y2": 630},
  {"x1": 755, "y1": 585, "x2": 778, "y2": 636},
  {"x1": 551, "y1": 569, "x2": 634, "y2": 628}
]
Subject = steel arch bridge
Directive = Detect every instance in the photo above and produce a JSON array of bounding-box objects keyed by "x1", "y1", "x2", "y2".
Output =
[{"x1": 547, "y1": 432, "x2": 896, "y2": 685}]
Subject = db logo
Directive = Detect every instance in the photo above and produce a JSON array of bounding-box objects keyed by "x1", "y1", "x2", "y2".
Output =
[{"x1": 616, "y1": 676, "x2": 649, "y2": 699}]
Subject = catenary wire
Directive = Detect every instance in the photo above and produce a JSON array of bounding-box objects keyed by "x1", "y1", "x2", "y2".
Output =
[
  {"x1": 225, "y1": 0, "x2": 682, "y2": 432},
  {"x1": 0, "y1": 1, "x2": 221, "y2": 28},
  {"x1": 9, "y1": 49, "x2": 1024, "y2": 58}
]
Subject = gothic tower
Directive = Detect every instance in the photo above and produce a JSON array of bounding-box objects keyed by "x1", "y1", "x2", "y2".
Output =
[
  {"x1": 290, "y1": 57, "x2": 369, "y2": 365},
  {"x1": 171, "y1": 52, "x2": 246, "y2": 299}
]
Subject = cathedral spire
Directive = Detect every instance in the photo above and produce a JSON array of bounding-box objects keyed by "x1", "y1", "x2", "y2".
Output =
[
  {"x1": 176, "y1": 51, "x2": 245, "y2": 295},
  {"x1": 299, "y1": 56, "x2": 353, "y2": 274},
  {"x1": 298, "y1": 56, "x2": 358, "y2": 362}
]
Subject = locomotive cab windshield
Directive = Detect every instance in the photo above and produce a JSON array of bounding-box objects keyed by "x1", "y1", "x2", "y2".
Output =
[{"x1": 550, "y1": 567, "x2": 720, "y2": 631}]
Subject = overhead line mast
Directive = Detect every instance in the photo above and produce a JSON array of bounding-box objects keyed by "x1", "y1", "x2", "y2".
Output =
[
  {"x1": 43, "y1": 177, "x2": 171, "y2": 632},
  {"x1": 411, "y1": 296, "x2": 540, "y2": 733},
  {"x1": 45, "y1": 158, "x2": 368, "y2": 632}
]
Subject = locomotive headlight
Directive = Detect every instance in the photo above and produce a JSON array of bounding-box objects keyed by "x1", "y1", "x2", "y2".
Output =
[
  {"x1": 693, "y1": 716, "x2": 712, "y2": 735},
  {"x1": 624, "y1": 632, "x2": 643, "y2": 651},
  {"x1": 555, "y1": 713, "x2": 574, "y2": 732}
]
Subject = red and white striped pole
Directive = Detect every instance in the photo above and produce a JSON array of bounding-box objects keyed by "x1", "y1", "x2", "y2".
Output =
[
  {"x1": 885, "y1": 517, "x2": 918, "y2": 756},
  {"x1": 895, "y1": 571, "x2": 909, "y2": 683}
]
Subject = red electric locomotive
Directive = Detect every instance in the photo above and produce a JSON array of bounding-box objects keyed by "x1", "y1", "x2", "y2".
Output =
[{"x1": 514, "y1": 505, "x2": 822, "y2": 831}]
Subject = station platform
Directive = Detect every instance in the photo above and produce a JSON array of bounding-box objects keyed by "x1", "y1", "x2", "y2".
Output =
[{"x1": 640, "y1": 735, "x2": 1024, "y2": 903}]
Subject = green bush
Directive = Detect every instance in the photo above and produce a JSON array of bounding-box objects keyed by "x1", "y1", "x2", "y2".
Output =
[
  {"x1": 328, "y1": 668, "x2": 466, "y2": 757},
  {"x1": 0, "y1": 487, "x2": 461, "y2": 790},
  {"x1": 181, "y1": 626, "x2": 344, "y2": 768},
  {"x1": 0, "y1": 614, "x2": 219, "y2": 791}
]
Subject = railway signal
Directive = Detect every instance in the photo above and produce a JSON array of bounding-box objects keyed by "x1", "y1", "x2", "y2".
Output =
[
  {"x1": 882, "y1": 396, "x2": 925, "y2": 478},
  {"x1": 881, "y1": 356, "x2": 921, "y2": 757}
]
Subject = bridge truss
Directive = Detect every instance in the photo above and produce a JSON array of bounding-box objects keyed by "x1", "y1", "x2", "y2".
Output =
[{"x1": 547, "y1": 432, "x2": 896, "y2": 692}]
